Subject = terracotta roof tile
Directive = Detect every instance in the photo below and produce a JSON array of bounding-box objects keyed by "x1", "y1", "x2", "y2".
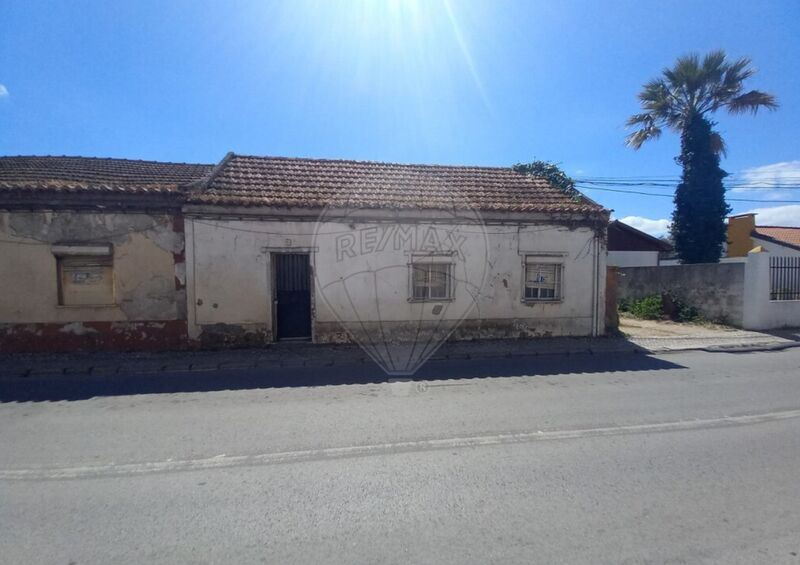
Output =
[
  {"x1": 193, "y1": 154, "x2": 606, "y2": 215},
  {"x1": 754, "y1": 226, "x2": 800, "y2": 249},
  {"x1": 0, "y1": 156, "x2": 213, "y2": 195},
  {"x1": 0, "y1": 154, "x2": 608, "y2": 216}
]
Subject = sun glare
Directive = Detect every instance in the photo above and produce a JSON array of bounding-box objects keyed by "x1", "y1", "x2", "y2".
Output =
[{"x1": 276, "y1": 0, "x2": 491, "y2": 111}]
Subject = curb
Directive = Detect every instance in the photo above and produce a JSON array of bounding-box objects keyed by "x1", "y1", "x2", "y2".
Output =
[
  {"x1": 700, "y1": 341, "x2": 800, "y2": 353},
  {"x1": 636, "y1": 340, "x2": 800, "y2": 355},
  {"x1": 0, "y1": 345, "x2": 646, "y2": 380},
  {"x1": 1, "y1": 340, "x2": 797, "y2": 380}
]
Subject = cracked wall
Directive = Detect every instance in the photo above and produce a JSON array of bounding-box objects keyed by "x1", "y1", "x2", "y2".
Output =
[
  {"x1": 0, "y1": 211, "x2": 187, "y2": 350},
  {"x1": 187, "y1": 218, "x2": 606, "y2": 344}
]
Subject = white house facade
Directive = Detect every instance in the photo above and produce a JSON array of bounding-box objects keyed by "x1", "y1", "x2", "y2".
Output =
[{"x1": 184, "y1": 155, "x2": 608, "y2": 355}]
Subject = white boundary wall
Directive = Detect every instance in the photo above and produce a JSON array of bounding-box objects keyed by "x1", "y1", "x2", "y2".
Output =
[{"x1": 743, "y1": 249, "x2": 800, "y2": 330}]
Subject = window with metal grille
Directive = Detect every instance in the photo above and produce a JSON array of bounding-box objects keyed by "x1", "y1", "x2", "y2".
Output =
[
  {"x1": 411, "y1": 263, "x2": 452, "y2": 301},
  {"x1": 524, "y1": 262, "x2": 562, "y2": 301}
]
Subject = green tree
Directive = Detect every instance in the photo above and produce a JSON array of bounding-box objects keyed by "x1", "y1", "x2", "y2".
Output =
[{"x1": 626, "y1": 50, "x2": 777, "y2": 263}]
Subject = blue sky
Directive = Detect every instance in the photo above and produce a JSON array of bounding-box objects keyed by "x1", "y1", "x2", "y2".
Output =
[{"x1": 1, "y1": 0, "x2": 799, "y2": 232}]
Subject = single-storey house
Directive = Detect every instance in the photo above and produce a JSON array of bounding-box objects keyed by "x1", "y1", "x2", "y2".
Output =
[
  {"x1": 1, "y1": 154, "x2": 609, "y2": 367},
  {"x1": 607, "y1": 219, "x2": 672, "y2": 267},
  {"x1": 0, "y1": 156, "x2": 212, "y2": 351},
  {"x1": 751, "y1": 227, "x2": 800, "y2": 256}
]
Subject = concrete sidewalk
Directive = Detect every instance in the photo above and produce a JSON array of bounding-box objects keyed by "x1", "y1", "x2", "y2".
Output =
[
  {"x1": 1, "y1": 327, "x2": 798, "y2": 378},
  {"x1": 621, "y1": 317, "x2": 800, "y2": 353}
]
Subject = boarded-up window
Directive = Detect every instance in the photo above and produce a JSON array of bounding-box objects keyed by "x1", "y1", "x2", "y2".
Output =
[
  {"x1": 524, "y1": 261, "x2": 562, "y2": 301},
  {"x1": 58, "y1": 255, "x2": 114, "y2": 306}
]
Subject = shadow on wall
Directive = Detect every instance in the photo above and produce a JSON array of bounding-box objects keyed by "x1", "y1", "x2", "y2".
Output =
[{"x1": 0, "y1": 352, "x2": 684, "y2": 403}]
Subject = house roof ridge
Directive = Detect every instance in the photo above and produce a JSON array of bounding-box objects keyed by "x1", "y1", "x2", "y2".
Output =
[
  {"x1": 0, "y1": 154, "x2": 213, "y2": 167},
  {"x1": 1, "y1": 153, "x2": 610, "y2": 216},
  {"x1": 229, "y1": 153, "x2": 518, "y2": 172},
  {"x1": 190, "y1": 152, "x2": 235, "y2": 191},
  {"x1": 195, "y1": 153, "x2": 608, "y2": 215}
]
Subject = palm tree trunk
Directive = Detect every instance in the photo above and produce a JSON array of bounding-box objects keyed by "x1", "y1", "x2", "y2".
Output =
[{"x1": 671, "y1": 115, "x2": 730, "y2": 263}]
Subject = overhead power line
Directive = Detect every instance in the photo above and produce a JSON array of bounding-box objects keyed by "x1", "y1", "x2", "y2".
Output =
[
  {"x1": 576, "y1": 180, "x2": 800, "y2": 190},
  {"x1": 571, "y1": 173, "x2": 800, "y2": 203},
  {"x1": 576, "y1": 173, "x2": 800, "y2": 179},
  {"x1": 573, "y1": 184, "x2": 800, "y2": 204},
  {"x1": 577, "y1": 175, "x2": 800, "y2": 182}
]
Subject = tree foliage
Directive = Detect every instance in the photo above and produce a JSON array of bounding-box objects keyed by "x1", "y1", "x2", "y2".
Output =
[
  {"x1": 626, "y1": 50, "x2": 777, "y2": 263},
  {"x1": 512, "y1": 160, "x2": 581, "y2": 201},
  {"x1": 672, "y1": 116, "x2": 730, "y2": 262},
  {"x1": 625, "y1": 50, "x2": 777, "y2": 152}
]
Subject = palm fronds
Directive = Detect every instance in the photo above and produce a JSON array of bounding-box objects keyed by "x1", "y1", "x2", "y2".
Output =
[
  {"x1": 725, "y1": 90, "x2": 779, "y2": 114},
  {"x1": 625, "y1": 50, "x2": 778, "y2": 153}
]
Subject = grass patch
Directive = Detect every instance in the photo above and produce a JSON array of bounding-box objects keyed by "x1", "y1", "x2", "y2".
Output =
[{"x1": 619, "y1": 293, "x2": 702, "y2": 322}]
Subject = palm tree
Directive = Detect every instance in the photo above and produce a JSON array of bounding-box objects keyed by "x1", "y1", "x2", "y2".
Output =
[{"x1": 626, "y1": 50, "x2": 777, "y2": 263}]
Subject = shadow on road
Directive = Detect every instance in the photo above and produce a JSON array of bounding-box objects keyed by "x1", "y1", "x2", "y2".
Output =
[{"x1": 0, "y1": 352, "x2": 684, "y2": 403}]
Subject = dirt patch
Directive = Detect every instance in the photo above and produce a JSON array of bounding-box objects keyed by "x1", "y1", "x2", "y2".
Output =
[{"x1": 619, "y1": 314, "x2": 741, "y2": 338}]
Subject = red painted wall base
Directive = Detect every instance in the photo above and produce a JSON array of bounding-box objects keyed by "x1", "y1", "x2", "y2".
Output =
[{"x1": 0, "y1": 321, "x2": 188, "y2": 353}]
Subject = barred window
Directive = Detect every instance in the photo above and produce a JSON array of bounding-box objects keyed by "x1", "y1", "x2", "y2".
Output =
[
  {"x1": 524, "y1": 262, "x2": 562, "y2": 301},
  {"x1": 411, "y1": 263, "x2": 452, "y2": 301}
]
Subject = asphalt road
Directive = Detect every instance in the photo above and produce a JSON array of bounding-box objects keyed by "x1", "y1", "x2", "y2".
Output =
[{"x1": 1, "y1": 348, "x2": 799, "y2": 564}]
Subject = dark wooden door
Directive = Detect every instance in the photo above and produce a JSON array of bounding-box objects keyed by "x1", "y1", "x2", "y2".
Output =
[{"x1": 274, "y1": 253, "x2": 311, "y2": 340}]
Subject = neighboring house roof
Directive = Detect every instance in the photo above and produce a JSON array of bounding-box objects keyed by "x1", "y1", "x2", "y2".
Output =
[
  {"x1": 752, "y1": 226, "x2": 800, "y2": 251},
  {"x1": 607, "y1": 220, "x2": 672, "y2": 252},
  {"x1": 0, "y1": 156, "x2": 214, "y2": 195},
  {"x1": 192, "y1": 153, "x2": 606, "y2": 215}
]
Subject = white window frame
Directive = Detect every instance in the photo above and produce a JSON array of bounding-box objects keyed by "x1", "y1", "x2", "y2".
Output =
[
  {"x1": 522, "y1": 256, "x2": 563, "y2": 302},
  {"x1": 409, "y1": 259, "x2": 454, "y2": 302}
]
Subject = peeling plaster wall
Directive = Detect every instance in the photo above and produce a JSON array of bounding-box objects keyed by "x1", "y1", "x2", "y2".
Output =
[
  {"x1": 186, "y1": 217, "x2": 605, "y2": 344},
  {"x1": 0, "y1": 211, "x2": 187, "y2": 351}
]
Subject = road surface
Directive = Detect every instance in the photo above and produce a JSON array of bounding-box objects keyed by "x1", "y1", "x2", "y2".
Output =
[{"x1": 1, "y1": 348, "x2": 799, "y2": 564}]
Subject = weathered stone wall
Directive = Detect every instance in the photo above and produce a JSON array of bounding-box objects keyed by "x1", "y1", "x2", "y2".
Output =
[
  {"x1": 0, "y1": 211, "x2": 187, "y2": 351},
  {"x1": 616, "y1": 263, "x2": 745, "y2": 326}
]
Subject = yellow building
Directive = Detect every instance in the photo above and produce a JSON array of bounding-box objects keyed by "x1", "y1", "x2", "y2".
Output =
[
  {"x1": 726, "y1": 214, "x2": 756, "y2": 257},
  {"x1": 727, "y1": 213, "x2": 800, "y2": 258}
]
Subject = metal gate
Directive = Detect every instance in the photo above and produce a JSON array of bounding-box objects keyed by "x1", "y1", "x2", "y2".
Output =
[
  {"x1": 770, "y1": 256, "x2": 800, "y2": 300},
  {"x1": 273, "y1": 253, "x2": 312, "y2": 340}
]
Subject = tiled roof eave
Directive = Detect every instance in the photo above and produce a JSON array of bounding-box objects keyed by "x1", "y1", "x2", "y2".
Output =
[
  {"x1": 1, "y1": 154, "x2": 611, "y2": 217},
  {"x1": 186, "y1": 195, "x2": 607, "y2": 216},
  {"x1": 0, "y1": 187, "x2": 187, "y2": 211},
  {"x1": 0, "y1": 182, "x2": 184, "y2": 193},
  {"x1": 752, "y1": 231, "x2": 800, "y2": 252}
]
